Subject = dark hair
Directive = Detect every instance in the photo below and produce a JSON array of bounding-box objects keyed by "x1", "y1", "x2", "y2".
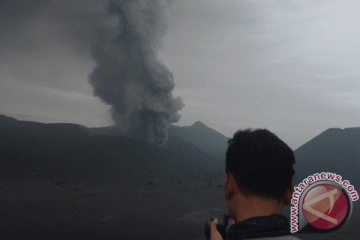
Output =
[{"x1": 226, "y1": 129, "x2": 295, "y2": 201}]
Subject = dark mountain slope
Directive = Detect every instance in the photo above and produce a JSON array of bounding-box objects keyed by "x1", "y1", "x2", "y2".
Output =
[
  {"x1": 0, "y1": 114, "x2": 89, "y2": 137},
  {"x1": 87, "y1": 121, "x2": 229, "y2": 161},
  {"x1": 168, "y1": 121, "x2": 229, "y2": 160},
  {"x1": 0, "y1": 114, "x2": 224, "y2": 191},
  {"x1": 294, "y1": 127, "x2": 360, "y2": 188}
]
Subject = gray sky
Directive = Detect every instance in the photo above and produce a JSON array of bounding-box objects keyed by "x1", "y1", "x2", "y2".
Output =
[{"x1": 1, "y1": 0, "x2": 359, "y2": 150}]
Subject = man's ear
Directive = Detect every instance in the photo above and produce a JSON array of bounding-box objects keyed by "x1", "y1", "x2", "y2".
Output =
[
  {"x1": 283, "y1": 182, "x2": 294, "y2": 206},
  {"x1": 224, "y1": 173, "x2": 235, "y2": 201}
]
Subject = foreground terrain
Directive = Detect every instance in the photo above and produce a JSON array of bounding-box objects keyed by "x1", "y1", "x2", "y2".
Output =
[{"x1": 1, "y1": 115, "x2": 359, "y2": 239}]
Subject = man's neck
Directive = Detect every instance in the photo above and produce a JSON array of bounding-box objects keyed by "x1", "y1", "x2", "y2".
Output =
[{"x1": 230, "y1": 193, "x2": 284, "y2": 222}]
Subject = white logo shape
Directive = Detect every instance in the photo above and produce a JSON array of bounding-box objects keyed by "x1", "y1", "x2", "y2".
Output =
[{"x1": 303, "y1": 188, "x2": 338, "y2": 224}]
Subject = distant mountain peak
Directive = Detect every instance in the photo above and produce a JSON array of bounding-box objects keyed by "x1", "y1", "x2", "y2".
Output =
[{"x1": 190, "y1": 121, "x2": 208, "y2": 130}]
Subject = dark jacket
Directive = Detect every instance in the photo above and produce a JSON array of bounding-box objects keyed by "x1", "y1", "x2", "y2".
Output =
[{"x1": 226, "y1": 214, "x2": 301, "y2": 240}]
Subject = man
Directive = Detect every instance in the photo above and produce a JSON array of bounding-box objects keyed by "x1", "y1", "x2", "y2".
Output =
[{"x1": 210, "y1": 129, "x2": 301, "y2": 240}]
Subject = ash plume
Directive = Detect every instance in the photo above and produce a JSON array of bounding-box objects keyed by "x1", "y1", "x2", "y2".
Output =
[
  {"x1": 89, "y1": 0, "x2": 184, "y2": 146},
  {"x1": 0, "y1": 0, "x2": 183, "y2": 145}
]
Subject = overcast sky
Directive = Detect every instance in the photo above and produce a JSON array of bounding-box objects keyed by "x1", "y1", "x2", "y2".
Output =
[{"x1": 1, "y1": 0, "x2": 359, "y2": 149}]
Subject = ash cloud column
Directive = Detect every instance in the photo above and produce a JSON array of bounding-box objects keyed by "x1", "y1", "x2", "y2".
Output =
[{"x1": 89, "y1": 0, "x2": 184, "y2": 145}]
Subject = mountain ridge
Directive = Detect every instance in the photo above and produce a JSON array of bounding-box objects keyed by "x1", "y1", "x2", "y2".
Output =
[
  {"x1": 293, "y1": 127, "x2": 360, "y2": 189},
  {"x1": 1, "y1": 113, "x2": 359, "y2": 189},
  {"x1": 0, "y1": 113, "x2": 224, "y2": 189}
]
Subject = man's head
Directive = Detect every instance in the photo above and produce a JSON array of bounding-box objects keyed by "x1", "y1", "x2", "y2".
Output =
[{"x1": 225, "y1": 129, "x2": 295, "y2": 212}]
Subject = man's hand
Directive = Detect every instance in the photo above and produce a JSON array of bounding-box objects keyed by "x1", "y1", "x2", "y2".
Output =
[{"x1": 210, "y1": 218, "x2": 224, "y2": 240}]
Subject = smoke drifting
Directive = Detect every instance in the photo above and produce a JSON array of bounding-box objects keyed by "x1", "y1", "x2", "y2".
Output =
[
  {"x1": 0, "y1": 0, "x2": 183, "y2": 145},
  {"x1": 89, "y1": 0, "x2": 184, "y2": 146}
]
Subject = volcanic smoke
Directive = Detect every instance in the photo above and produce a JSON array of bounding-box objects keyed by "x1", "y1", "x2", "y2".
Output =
[{"x1": 89, "y1": 0, "x2": 184, "y2": 146}]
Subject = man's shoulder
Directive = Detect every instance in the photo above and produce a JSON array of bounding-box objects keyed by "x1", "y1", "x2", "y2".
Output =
[
  {"x1": 227, "y1": 214, "x2": 301, "y2": 240},
  {"x1": 243, "y1": 235, "x2": 301, "y2": 240}
]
